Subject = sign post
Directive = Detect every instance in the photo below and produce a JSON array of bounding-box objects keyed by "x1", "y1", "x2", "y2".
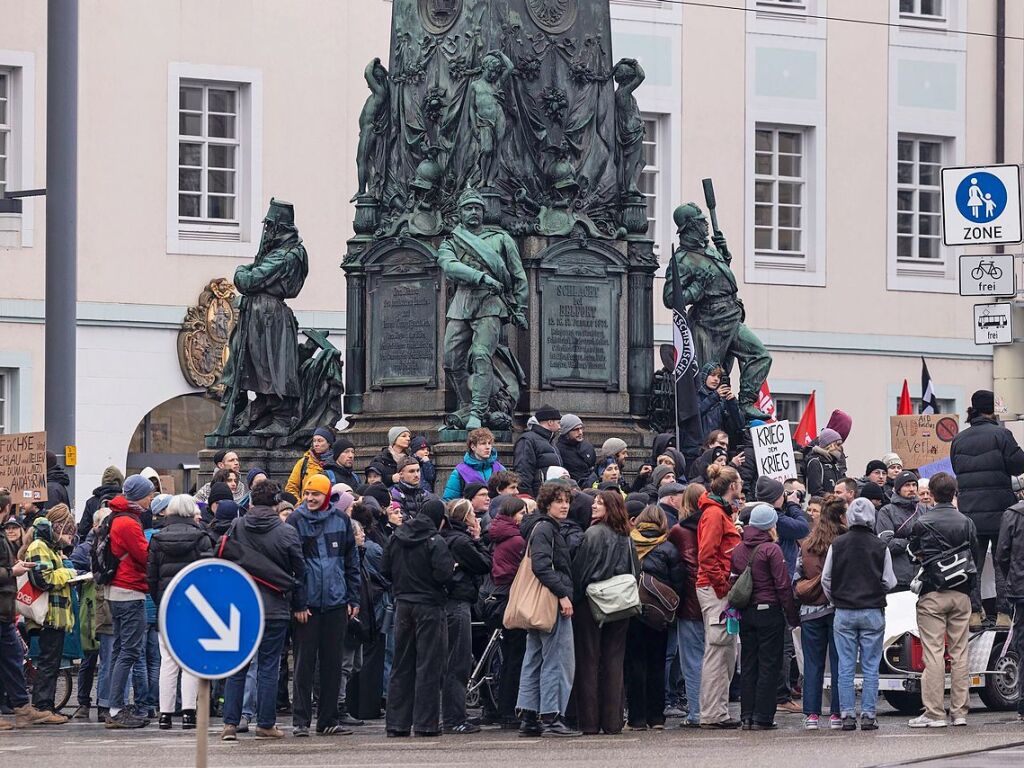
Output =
[
  {"x1": 160, "y1": 560, "x2": 263, "y2": 768},
  {"x1": 750, "y1": 420, "x2": 796, "y2": 482},
  {"x1": 0, "y1": 431, "x2": 48, "y2": 503},
  {"x1": 941, "y1": 164, "x2": 1022, "y2": 247}
]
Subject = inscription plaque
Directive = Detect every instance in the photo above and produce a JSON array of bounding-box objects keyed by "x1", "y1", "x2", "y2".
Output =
[
  {"x1": 540, "y1": 274, "x2": 619, "y2": 389},
  {"x1": 370, "y1": 277, "x2": 438, "y2": 387}
]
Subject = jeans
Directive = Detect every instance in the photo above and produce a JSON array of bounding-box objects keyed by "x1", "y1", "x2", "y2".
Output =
[
  {"x1": 833, "y1": 607, "x2": 885, "y2": 717},
  {"x1": 293, "y1": 607, "x2": 348, "y2": 731},
  {"x1": 158, "y1": 633, "x2": 199, "y2": 714},
  {"x1": 517, "y1": 612, "x2": 574, "y2": 717},
  {"x1": 777, "y1": 627, "x2": 796, "y2": 703},
  {"x1": 338, "y1": 641, "x2": 361, "y2": 712},
  {"x1": 442, "y1": 600, "x2": 473, "y2": 728},
  {"x1": 97, "y1": 633, "x2": 114, "y2": 708},
  {"x1": 675, "y1": 618, "x2": 705, "y2": 725},
  {"x1": 77, "y1": 650, "x2": 98, "y2": 707},
  {"x1": 801, "y1": 613, "x2": 839, "y2": 717},
  {"x1": 109, "y1": 599, "x2": 146, "y2": 712},
  {"x1": 223, "y1": 620, "x2": 289, "y2": 729},
  {"x1": 32, "y1": 626, "x2": 66, "y2": 711},
  {"x1": 739, "y1": 605, "x2": 785, "y2": 725},
  {"x1": 242, "y1": 655, "x2": 259, "y2": 721},
  {"x1": 663, "y1": 622, "x2": 684, "y2": 708},
  {"x1": 972, "y1": 534, "x2": 1009, "y2": 615},
  {"x1": 142, "y1": 625, "x2": 160, "y2": 710},
  {"x1": 0, "y1": 621, "x2": 29, "y2": 708},
  {"x1": 387, "y1": 602, "x2": 447, "y2": 733}
]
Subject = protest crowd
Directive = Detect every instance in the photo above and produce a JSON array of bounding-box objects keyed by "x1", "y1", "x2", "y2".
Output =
[{"x1": 2, "y1": 384, "x2": 1024, "y2": 740}]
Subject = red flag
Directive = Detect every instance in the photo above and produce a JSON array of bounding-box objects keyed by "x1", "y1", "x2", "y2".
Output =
[
  {"x1": 898, "y1": 379, "x2": 913, "y2": 415},
  {"x1": 756, "y1": 382, "x2": 777, "y2": 422},
  {"x1": 794, "y1": 391, "x2": 818, "y2": 447}
]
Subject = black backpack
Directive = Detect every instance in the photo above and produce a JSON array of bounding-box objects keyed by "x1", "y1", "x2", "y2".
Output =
[{"x1": 91, "y1": 510, "x2": 133, "y2": 586}]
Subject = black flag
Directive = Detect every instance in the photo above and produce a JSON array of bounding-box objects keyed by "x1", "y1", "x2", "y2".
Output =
[
  {"x1": 920, "y1": 357, "x2": 938, "y2": 414},
  {"x1": 668, "y1": 254, "x2": 703, "y2": 456}
]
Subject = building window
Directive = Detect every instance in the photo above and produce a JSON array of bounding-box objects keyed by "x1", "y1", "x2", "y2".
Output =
[
  {"x1": 0, "y1": 70, "x2": 9, "y2": 197},
  {"x1": 897, "y1": 135, "x2": 945, "y2": 265},
  {"x1": 899, "y1": 0, "x2": 945, "y2": 22},
  {"x1": 0, "y1": 371, "x2": 8, "y2": 434},
  {"x1": 894, "y1": 396, "x2": 955, "y2": 415},
  {"x1": 178, "y1": 81, "x2": 240, "y2": 229},
  {"x1": 640, "y1": 113, "x2": 669, "y2": 260},
  {"x1": 754, "y1": 125, "x2": 807, "y2": 267},
  {"x1": 756, "y1": 0, "x2": 806, "y2": 11},
  {"x1": 773, "y1": 394, "x2": 809, "y2": 425}
]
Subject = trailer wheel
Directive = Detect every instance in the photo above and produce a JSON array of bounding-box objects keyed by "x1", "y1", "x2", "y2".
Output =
[
  {"x1": 882, "y1": 691, "x2": 923, "y2": 714},
  {"x1": 979, "y1": 649, "x2": 1019, "y2": 711}
]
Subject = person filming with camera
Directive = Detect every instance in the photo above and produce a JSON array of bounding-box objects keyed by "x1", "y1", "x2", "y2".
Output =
[{"x1": 906, "y1": 472, "x2": 978, "y2": 729}]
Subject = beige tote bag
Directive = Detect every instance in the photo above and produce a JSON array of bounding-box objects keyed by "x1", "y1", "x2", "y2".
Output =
[{"x1": 503, "y1": 534, "x2": 558, "y2": 633}]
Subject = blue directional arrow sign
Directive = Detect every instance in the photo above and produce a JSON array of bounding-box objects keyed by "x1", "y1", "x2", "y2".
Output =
[{"x1": 159, "y1": 559, "x2": 264, "y2": 680}]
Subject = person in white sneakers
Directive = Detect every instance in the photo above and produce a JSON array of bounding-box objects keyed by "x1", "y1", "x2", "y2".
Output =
[{"x1": 907, "y1": 472, "x2": 977, "y2": 728}]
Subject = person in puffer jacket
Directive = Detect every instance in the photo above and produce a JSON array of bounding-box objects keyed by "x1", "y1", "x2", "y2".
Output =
[{"x1": 874, "y1": 471, "x2": 921, "y2": 593}]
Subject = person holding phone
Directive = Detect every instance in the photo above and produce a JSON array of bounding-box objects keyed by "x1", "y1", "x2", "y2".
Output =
[{"x1": 697, "y1": 362, "x2": 743, "y2": 445}]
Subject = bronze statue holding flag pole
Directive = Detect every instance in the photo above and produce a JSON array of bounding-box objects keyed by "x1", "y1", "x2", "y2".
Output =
[{"x1": 662, "y1": 179, "x2": 773, "y2": 422}]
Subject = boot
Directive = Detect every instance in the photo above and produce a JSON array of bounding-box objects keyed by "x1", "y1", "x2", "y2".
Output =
[
  {"x1": 72, "y1": 705, "x2": 91, "y2": 721},
  {"x1": 181, "y1": 710, "x2": 197, "y2": 730},
  {"x1": 158, "y1": 713, "x2": 173, "y2": 730},
  {"x1": 540, "y1": 713, "x2": 581, "y2": 737},
  {"x1": 970, "y1": 611, "x2": 985, "y2": 632},
  {"x1": 996, "y1": 613, "x2": 1012, "y2": 629},
  {"x1": 14, "y1": 704, "x2": 53, "y2": 728},
  {"x1": 519, "y1": 709, "x2": 543, "y2": 737}
]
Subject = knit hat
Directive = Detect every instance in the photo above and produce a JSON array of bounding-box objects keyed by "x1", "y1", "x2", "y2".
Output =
[
  {"x1": 388, "y1": 426, "x2": 411, "y2": 446},
  {"x1": 45, "y1": 504, "x2": 75, "y2": 539},
  {"x1": 207, "y1": 481, "x2": 233, "y2": 507},
  {"x1": 332, "y1": 436, "x2": 355, "y2": 455},
  {"x1": 971, "y1": 389, "x2": 995, "y2": 414},
  {"x1": 123, "y1": 474, "x2": 154, "y2": 502},
  {"x1": 559, "y1": 414, "x2": 583, "y2": 436},
  {"x1": 818, "y1": 428, "x2": 842, "y2": 448},
  {"x1": 246, "y1": 467, "x2": 268, "y2": 488},
  {"x1": 420, "y1": 498, "x2": 446, "y2": 528},
  {"x1": 213, "y1": 449, "x2": 229, "y2": 465},
  {"x1": 865, "y1": 459, "x2": 887, "y2": 476},
  {"x1": 858, "y1": 482, "x2": 886, "y2": 503},
  {"x1": 330, "y1": 484, "x2": 355, "y2": 515},
  {"x1": 882, "y1": 452, "x2": 903, "y2": 468},
  {"x1": 101, "y1": 465, "x2": 125, "y2": 487},
  {"x1": 362, "y1": 483, "x2": 391, "y2": 510},
  {"x1": 364, "y1": 463, "x2": 387, "y2": 480},
  {"x1": 626, "y1": 496, "x2": 647, "y2": 519},
  {"x1": 46, "y1": 451, "x2": 57, "y2": 470},
  {"x1": 278, "y1": 491, "x2": 298, "y2": 507},
  {"x1": 847, "y1": 497, "x2": 876, "y2": 527},
  {"x1": 600, "y1": 437, "x2": 628, "y2": 458},
  {"x1": 214, "y1": 500, "x2": 241, "y2": 523},
  {"x1": 754, "y1": 475, "x2": 785, "y2": 504},
  {"x1": 545, "y1": 466, "x2": 570, "y2": 481},
  {"x1": 463, "y1": 482, "x2": 488, "y2": 501},
  {"x1": 150, "y1": 494, "x2": 173, "y2": 517},
  {"x1": 651, "y1": 464, "x2": 675, "y2": 488},
  {"x1": 658, "y1": 482, "x2": 686, "y2": 499},
  {"x1": 748, "y1": 503, "x2": 778, "y2": 530},
  {"x1": 302, "y1": 474, "x2": 332, "y2": 495},
  {"x1": 893, "y1": 471, "x2": 919, "y2": 495},
  {"x1": 534, "y1": 404, "x2": 561, "y2": 422},
  {"x1": 826, "y1": 409, "x2": 853, "y2": 442},
  {"x1": 410, "y1": 436, "x2": 429, "y2": 454},
  {"x1": 313, "y1": 427, "x2": 334, "y2": 444}
]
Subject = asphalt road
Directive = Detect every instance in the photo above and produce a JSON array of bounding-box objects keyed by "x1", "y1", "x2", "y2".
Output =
[{"x1": 3, "y1": 698, "x2": 1023, "y2": 768}]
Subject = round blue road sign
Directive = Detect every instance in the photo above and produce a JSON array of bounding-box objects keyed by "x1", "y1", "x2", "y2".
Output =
[
  {"x1": 159, "y1": 559, "x2": 264, "y2": 680},
  {"x1": 956, "y1": 171, "x2": 1008, "y2": 223}
]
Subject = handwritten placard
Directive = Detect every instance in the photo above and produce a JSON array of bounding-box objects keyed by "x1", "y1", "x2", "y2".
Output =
[
  {"x1": 751, "y1": 420, "x2": 797, "y2": 482},
  {"x1": 890, "y1": 414, "x2": 961, "y2": 467},
  {"x1": 0, "y1": 431, "x2": 48, "y2": 502}
]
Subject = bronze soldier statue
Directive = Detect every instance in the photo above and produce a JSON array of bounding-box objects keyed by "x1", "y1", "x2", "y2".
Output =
[
  {"x1": 663, "y1": 203, "x2": 771, "y2": 421},
  {"x1": 438, "y1": 188, "x2": 528, "y2": 430}
]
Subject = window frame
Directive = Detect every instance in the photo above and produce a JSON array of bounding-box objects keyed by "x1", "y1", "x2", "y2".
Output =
[
  {"x1": 754, "y1": 124, "x2": 808, "y2": 264},
  {"x1": 895, "y1": 134, "x2": 945, "y2": 269},
  {"x1": 755, "y1": 0, "x2": 807, "y2": 13},
  {"x1": 0, "y1": 370, "x2": 8, "y2": 434},
  {"x1": 898, "y1": 0, "x2": 947, "y2": 24},
  {"x1": 177, "y1": 82, "x2": 242, "y2": 228},
  {"x1": 639, "y1": 113, "x2": 670, "y2": 261},
  {"x1": 0, "y1": 69, "x2": 10, "y2": 198},
  {"x1": 166, "y1": 63, "x2": 262, "y2": 258},
  {"x1": 0, "y1": 51, "x2": 36, "y2": 248}
]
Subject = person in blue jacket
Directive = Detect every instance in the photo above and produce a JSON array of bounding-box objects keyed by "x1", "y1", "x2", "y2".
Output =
[{"x1": 442, "y1": 428, "x2": 506, "y2": 501}]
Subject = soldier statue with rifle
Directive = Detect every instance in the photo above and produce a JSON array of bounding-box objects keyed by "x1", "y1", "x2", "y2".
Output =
[
  {"x1": 438, "y1": 188, "x2": 528, "y2": 431},
  {"x1": 663, "y1": 180, "x2": 772, "y2": 421}
]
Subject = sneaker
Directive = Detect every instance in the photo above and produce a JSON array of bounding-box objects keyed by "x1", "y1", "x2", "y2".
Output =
[
  {"x1": 679, "y1": 720, "x2": 702, "y2": 729},
  {"x1": 777, "y1": 700, "x2": 803, "y2": 714},
  {"x1": 996, "y1": 613, "x2": 1012, "y2": 630},
  {"x1": 650, "y1": 723, "x2": 665, "y2": 730},
  {"x1": 104, "y1": 710, "x2": 147, "y2": 729},
  {"x1": 970, "y1": 612, "x2": 985, "y2": 632},
  {"x1": 221, "y1": 725, "x2": 237, "y2": 741},
  {"x1": 72, "y1": 705, "x2": 91, "y2": 721},
  {"x1": 316, "y1": 724, "x2": 352, "y2": 735},
  {"x1": 338, "y1": 712, "x2": 364, "y2": 727},
  {"x1": 908, "y1": 714, "x2": 947, "y2": 728},
  {"x1": 237, "y1": 716, "x2": 250, "y2": 733},
  {"x1": 158, "y1": 713, "x2": 173, "y2": 730},
  {"x1": 293, "y1": 725, "x2": 310, "y2": 737},
  {"x1": 841, "y1": 716, "x2": 857, "y2": 731},
  {"x1": 255, "y1": 726, "x2": 285, "y2": 739},
  {"x1": 97, "y1": 707, "x2": 109, "y2": 721},
  {"x1": 829, "y1": 715, "x2": 843, "y2": 730},
  {"x1": 35, "y1": 711, "x2": 68, "y2": 725},
  {"x1": 444, "y1": 722, "x2": 481, "y2": 734},
  {"x1": 804, "y1": 715, "x2": 819, "y2": 730},
  {"x1": 663, "y1": 705, "x2": 687, "y2": 718},
  {"x1": 951, "y1": 716, "x2": 967, "y2": 727},
  {"x1": 14, "y1": 704, "x2": 56, "y2": 728},
  {"x1": 860, "y1": 715, "x2": 877, "y2": 731},
  {"x1": 627, "y1": 723, "x2": 648, "y2": 731},
  {"x1": 701, "y1": 718, "x2": 742, "y2": 729}
]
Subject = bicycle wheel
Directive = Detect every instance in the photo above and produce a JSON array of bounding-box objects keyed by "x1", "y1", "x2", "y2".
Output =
[
  {"x1": 54, "y1": 669, "x2": 73, "y2": 712},
  {"x1": 991, "y1": 266, "x2": 1004, "y2": 279},
  {"x1": 971, "y1": 267, "x2": 984, "y2": 280}
]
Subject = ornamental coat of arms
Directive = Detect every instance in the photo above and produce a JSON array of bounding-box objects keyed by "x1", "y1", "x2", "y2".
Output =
[{"x1": 177, "y1": 278, "x2": 239, "y2": 390}]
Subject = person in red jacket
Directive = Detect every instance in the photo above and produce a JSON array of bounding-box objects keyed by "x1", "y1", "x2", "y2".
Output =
[
  {"x1": 695, "y1": 464, "x2": 742, "y2": 729},
  {"x1": 488, "y1": 495, "x2": 527, "y2": 728},
  {"x1": 668, "y1": 482, "x2": 706, "y2": 728},
  {"x1": 105, "y1": 475, "x2": 153, "y2": 730}
]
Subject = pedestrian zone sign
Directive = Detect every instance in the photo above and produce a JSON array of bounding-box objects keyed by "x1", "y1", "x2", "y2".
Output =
[{"x1": 941, "y1": 164, "x2": 1022, "y2": 247}]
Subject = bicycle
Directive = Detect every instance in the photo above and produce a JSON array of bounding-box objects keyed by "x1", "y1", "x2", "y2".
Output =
[
  {"x1": 466, "y1": 627, "x2": 502, "y2": 711},
  {"x1": 23, "y1": 656, "x2": 75, "y2": 712},
  {"x1": 971, "y1": 259, "x2": 1004, "y2": 280}
]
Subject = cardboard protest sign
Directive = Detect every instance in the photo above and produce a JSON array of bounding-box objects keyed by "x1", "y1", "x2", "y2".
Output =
[
  {"x1": 751, "y1": 420, "x2": 797, "y2": 482},
  {"x1": 0, "y1": 431, "x2": 48, "y2": 502},
  {"x1": 890, "y1": 414, "x2": 960, "y2": 467}
]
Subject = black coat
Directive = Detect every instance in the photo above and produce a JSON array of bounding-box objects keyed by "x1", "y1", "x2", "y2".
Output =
[
  {"x1": 556, "y1": 435, "x2": 597, "y2": 487},
  {"x1": 0, "y1": 539, "x2": 16, "y2": 624},
  {"x1": 910, "y1": 502, "x2": 978, "y2": 597},
  {"x1": 78, "y1": 482, "x2": 121, "y2": 540},
  {"x1": 519, "y1": 512, "x2": 573, "y2": 599},
  {"x1": 805, "y1": 446, "x2": 841, "y2": 496},
  {"x1": 44, "y1": 465, "x2": 71, "y2": 511},
  {"x1": 147, "y1": 518, "x2": 216, "y2": 605},
  {"x1": 382, "y1": 514, "x2": 455, "y2": 606},
  {"x1": 513, "y1": 425, "x2": 562, "y2": 497},
  {"x1": 951, "y1": 417, "x2": 1024, "y2": 535},
  {"x1": 997, "y1": 502, "x2": 1024, "y2": 601},
  {"x1": 636, "y1": 535, "x2": 687, "y2": 596},
  {"x1": 231, "y1": 505, "x2": 306, "y2": 621},
  {"x1": 570, "y1": 523, "x2": 638, "y2": 603},
  {"x1": 439, "y1": 520, "x2": 492, "y2": 603}
]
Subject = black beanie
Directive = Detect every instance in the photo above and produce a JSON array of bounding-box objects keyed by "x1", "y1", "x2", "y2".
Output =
[
  {"x1": 865, "y1": 459, "x2": 887, "y2": 476},
  {"x1": 971, "y1": 389, "x2": 995, "y2": 414},
  {"x1": 858, "y1": 483, "x2": 885, "y2": 503},
  {"x1": 208, "y1": 481, "x2": 233, "y2": 506},
  {"x1": 463, "y1": 482, "x2": 487, "y2": 501},
  {"x1": 332, "y1": 437, "x2": 355, "y2": 455},
  {"x1": 420, "y1": 498, "x2": 445, "y2": 528}
]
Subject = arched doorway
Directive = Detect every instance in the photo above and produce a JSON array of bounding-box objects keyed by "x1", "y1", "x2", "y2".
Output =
[{"x1": 127, "y1": 394, "x2": 222, "y2": 494}]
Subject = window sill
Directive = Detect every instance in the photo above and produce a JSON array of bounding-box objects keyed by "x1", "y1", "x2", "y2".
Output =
[{"x1": 166, "y1": 236, "x2": 253, "y2": 258}]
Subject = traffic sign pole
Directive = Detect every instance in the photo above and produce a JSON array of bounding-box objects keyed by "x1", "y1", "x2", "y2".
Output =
[{"x1": 197, "y1": 679, "x2": 210, "y2": 768}]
